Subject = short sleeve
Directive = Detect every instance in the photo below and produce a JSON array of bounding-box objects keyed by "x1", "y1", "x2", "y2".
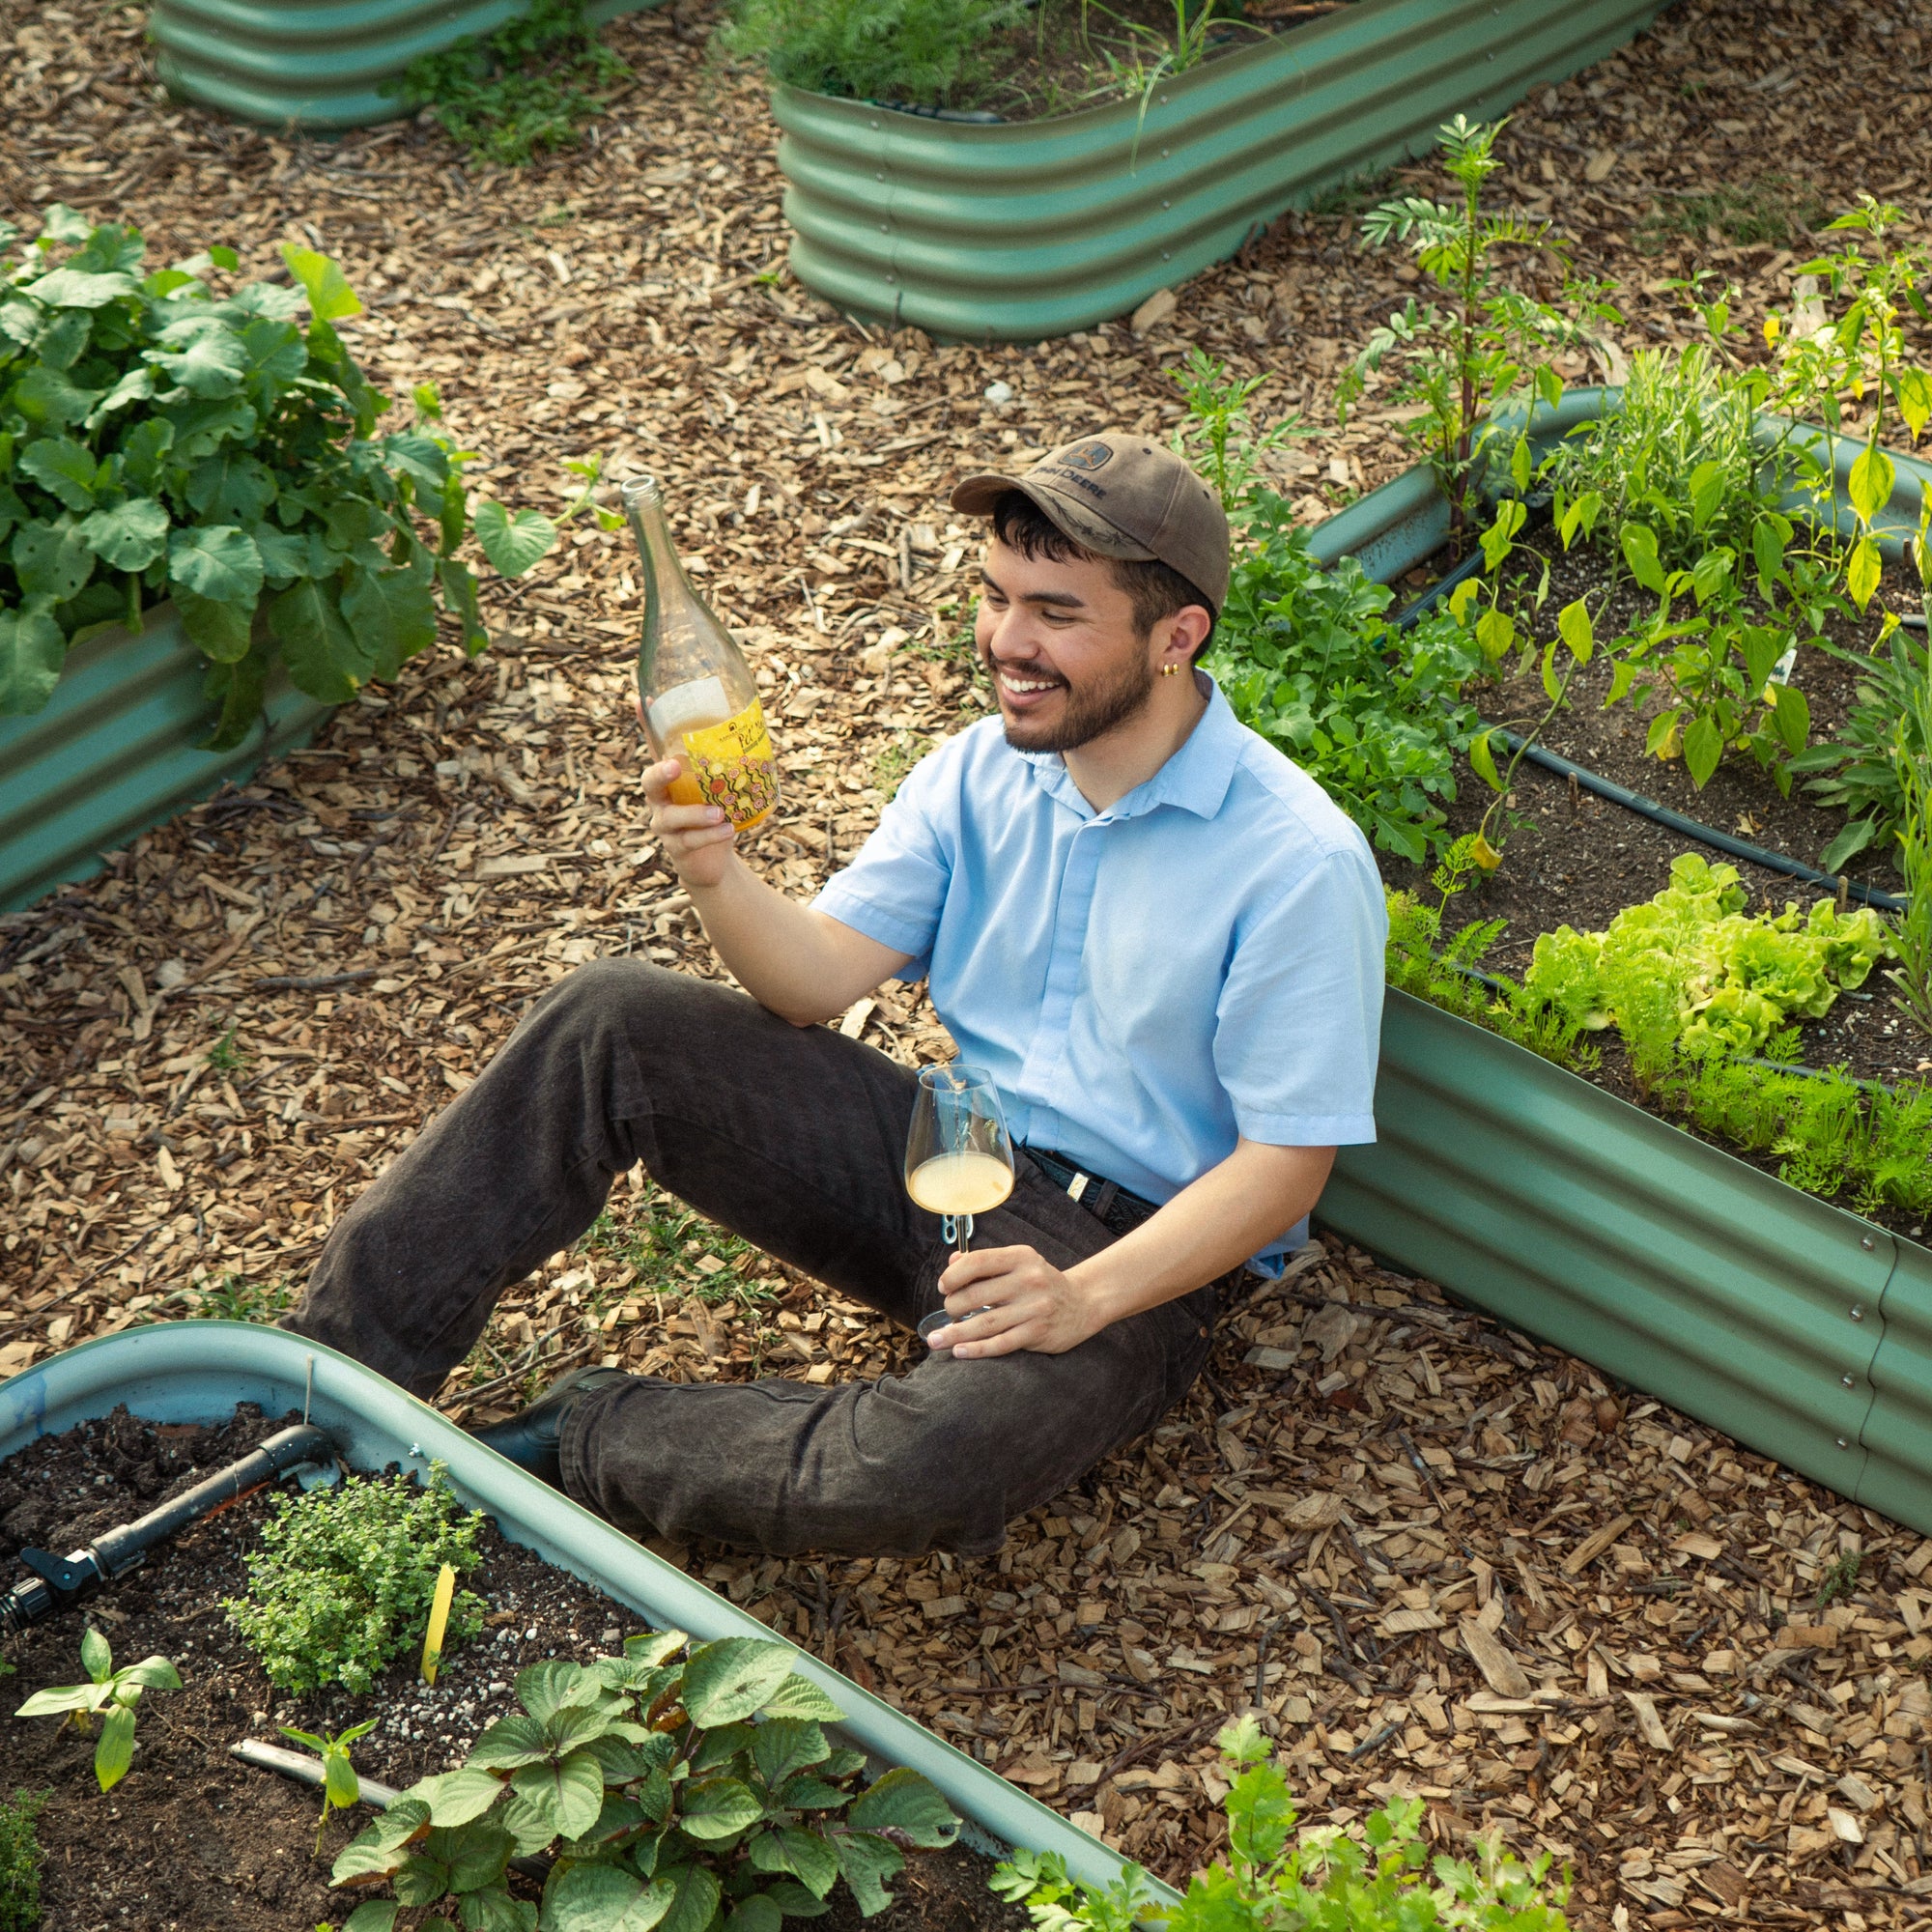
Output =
[
  {"x1": 1214, "y1": 844, "x2": 1386, "y2": 1147},
  {"x1": 810, "y1": 741, "x2": 958, "y2": 978}
]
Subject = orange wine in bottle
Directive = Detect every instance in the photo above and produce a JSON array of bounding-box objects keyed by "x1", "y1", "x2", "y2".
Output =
[{"x1": 623, "y1": 475, "x2": 781, "y2": 832}]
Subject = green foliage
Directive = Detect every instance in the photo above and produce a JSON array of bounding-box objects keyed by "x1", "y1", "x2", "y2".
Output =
[
  {"x1": 0, "y1": 1790, "x2": 44, "y2": 1932},
  {"x1": 1815, "y1": 1548, "x2": 1862, "y2": 1612},
  {"x1": 722, "y1": 0, "x2": 1023, "y2": 104},
  {"x1": 225, "y1": 1463, "x2": 485, "y2": 1695},
  {"x1": 579, "y1": 1185, "x2": 778, "y2": 1312},
  {"x1": 390, "y1": 0, "x2": 627, "y2": 167},
  {"x1": 870, "y1": 731, "x2": 931, "y2": 802},
  {"x1": 282, "y1": 1719, "x2": 378, "y2": 1855},
  {"x1": 1338, "y1": 115, "x2": 1616, "y2": 533},
  {"x1": 1208, "y1": 497, "x2": 1487, "y2": 863},
  {"x1": 0, "y1": 208, "x2": 558, "y2": 743},
  {"x1": 330, "y1": 1632, "x2": 958, "y2": 1927},
  {"x1": 1168, "y1": 349, "x2": 1306, "y2": 515},
  {"x1": 994, "y1": 1714, "x2": 1569, "y2": 1930},
  {"x1": 12, "y1": 1629, "x2": 181, "y2": 1793},
  {"x1": 204, "y1": 1022, "x2": 246, "y2": 1073},
  {"x1": 1641, "y1": 176, "x2": 1827, "y2": 251},
  {"x1": 1790, "y1": 629, "x2": 1930, "y2": 874},
  {"x1": 1881, "y1": 624, "x2": 1932, "y2": 1038},
  {"x1": 1522, "y1": 853, "x2": 1891, "y2": 1063},
  {"x1": 180, "y1": 1270, "x2": 296, "y2": 1321}
]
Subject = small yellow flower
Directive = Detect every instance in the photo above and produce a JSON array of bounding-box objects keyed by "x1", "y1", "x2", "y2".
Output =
[
  {"x1": 1763, "y1": 314, "x2": 1781, "y2": 345},
  {"x1": 1469, "y1": 833, "x2": 1503, "y2": 872}
]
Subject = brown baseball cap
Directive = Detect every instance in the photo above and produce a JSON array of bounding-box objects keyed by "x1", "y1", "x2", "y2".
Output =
[{"x1": 951, "y1": 433, "x2": 1231, "y2": 613}]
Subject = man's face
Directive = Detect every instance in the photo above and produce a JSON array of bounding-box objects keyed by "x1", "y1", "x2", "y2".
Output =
[{"x1": 974, "y1": 534, "x2": 1162, "y2": 753}]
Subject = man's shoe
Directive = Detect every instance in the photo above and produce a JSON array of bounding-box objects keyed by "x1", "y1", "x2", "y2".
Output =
[{"x1": 469, "y1": 1366, "x2": 631, "y2": 1488}]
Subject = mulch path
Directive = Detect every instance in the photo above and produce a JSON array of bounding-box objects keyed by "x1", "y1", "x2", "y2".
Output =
[{"x1": 6, "y1": 0, "x2": 1932, "y2": 1922}]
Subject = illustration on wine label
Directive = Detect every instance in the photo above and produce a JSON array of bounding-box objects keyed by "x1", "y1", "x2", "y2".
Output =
[{"x1": 683, "y1": 699, "x2": 781, "y2": 828}]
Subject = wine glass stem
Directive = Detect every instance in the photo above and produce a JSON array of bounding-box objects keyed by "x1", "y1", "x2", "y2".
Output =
[{"x1": 955, "y1": 1213, "x2": 973, "y2": 1261}]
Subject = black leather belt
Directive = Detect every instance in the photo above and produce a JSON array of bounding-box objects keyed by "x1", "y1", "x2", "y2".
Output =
[{"x1": 1021, "y1": 1145, "x2": 1161, "y2": 1238}]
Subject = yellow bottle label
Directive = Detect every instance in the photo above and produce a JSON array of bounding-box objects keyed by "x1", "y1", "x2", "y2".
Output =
[{"x1": 683, "y1": 697, "x2": 781, "y2": 828}]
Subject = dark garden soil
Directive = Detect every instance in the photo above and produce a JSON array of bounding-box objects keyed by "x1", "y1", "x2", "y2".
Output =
[
  {"x1": 1381, "y1": 530, "x2": 1932, "y2": 1095},
  {"x1": 0, "y1": 1406, "x2": 1025, "y2": 1932}
]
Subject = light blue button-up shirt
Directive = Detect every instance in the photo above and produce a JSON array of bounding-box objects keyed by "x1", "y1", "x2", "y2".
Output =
[{"x1": 813, "y1": 677, "x2": 1386, "y2": 1270}]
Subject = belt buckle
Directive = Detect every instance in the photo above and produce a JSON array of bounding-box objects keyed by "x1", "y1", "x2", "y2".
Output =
[{"x1": 1065, "y1": 1170, "x2": 1091, "y2": 1204}]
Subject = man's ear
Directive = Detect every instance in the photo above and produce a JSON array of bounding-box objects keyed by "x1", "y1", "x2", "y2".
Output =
[{"x1": 1160, "y1": 604, "x2": 1213, "y2": 668}]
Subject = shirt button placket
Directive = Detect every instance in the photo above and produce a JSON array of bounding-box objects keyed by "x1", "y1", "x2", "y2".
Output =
[{"x1": 1020, "y1": 825, "x2": 1102, "y2": 1135}]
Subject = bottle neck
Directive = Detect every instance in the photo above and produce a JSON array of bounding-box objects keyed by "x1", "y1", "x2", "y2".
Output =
[{"x1": 622, "y1": 481, "x2": 690, "y2": 678}]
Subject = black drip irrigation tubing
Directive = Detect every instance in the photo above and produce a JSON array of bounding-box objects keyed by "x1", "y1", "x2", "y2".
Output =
[{"x1": 1388, "y1": 551, "x2": 1911, "y2": 917}]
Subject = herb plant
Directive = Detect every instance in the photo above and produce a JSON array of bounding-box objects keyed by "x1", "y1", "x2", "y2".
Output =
[
  {"x1": 0, "y1": 208, "x2": 562, "y2": 742},
  {"x1": 994, "y1": 1715, "x2": 1569, "y2": 1930},
  {"x1": 329, "y1": 1632, "x2": 959, "y2": 1929},
  {"x1": 282, "y1": 1719, "x2": 378, "y2": 1855},
  {"x1": 1169, "y1": 349, "x2": 1306, "y2": 516},
  {"x1": 722, "y1": 0, "x2": 1023, "y2": 104},
  {"x1": 12, "y1": 1629, "x2": 181, "y2": 1793},
  {"x1": 0, "y1": 1789, "x2": 44, "y2": 1932},
  {"x1": 389, "y1": 0, "x2": 628, "y2": 167},
  {"x1": 1208, "y1": 497, "x2": 1486, "y2": 862},
  {"x1": 226, "y1": 1463, "x2": 484, "y2": 1695},
  {"x1": 1337, "y1": 115, "x2": 1615, "y2": 537}
]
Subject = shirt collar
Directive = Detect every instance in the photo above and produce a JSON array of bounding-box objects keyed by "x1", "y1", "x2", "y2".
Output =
[{"x1": 1019, "y1": 673, "x2": 1243, "y2": 824}]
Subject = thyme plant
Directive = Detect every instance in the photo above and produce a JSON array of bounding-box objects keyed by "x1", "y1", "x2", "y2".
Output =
[{"x1": 0, "y1": 1789, "x2": 43, "y2": 1932}]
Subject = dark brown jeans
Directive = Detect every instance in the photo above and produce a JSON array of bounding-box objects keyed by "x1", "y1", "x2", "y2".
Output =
[{"x1": 283, "y1": 959, "x2": 1222, "y2": 1556}]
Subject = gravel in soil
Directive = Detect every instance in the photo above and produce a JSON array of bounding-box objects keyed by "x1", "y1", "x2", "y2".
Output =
[{"x1": 0, "y1": 1404, "x2": 1025, "y2": 1932}]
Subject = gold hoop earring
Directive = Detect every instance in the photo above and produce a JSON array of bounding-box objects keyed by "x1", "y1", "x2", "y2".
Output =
[{"x1": 1160, "y1": 663, "x2": 1180, "y2": 677}]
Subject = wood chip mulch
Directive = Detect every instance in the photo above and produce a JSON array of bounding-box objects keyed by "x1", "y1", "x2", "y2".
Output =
[{"x1": 6, "y1": 0, "x2": 1932, "y2": 1924}]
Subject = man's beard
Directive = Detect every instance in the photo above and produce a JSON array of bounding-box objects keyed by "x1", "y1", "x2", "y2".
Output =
[{"x1": 980, "y1": 642, "x2": 1157, "y2": 753}]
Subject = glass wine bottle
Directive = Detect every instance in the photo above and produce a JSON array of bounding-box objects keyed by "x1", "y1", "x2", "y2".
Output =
[{"x1": 623, "y1": 475, "x2": 781, "y2": 833}]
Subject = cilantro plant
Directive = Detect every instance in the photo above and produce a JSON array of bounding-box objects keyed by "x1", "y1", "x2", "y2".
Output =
[
  {"x1": 12, "y1": 1629, "x2": 181, "y2": 1793},
  {"x1": 993, "y1": 1715, "x2": 1569, "y2": 1930},
  {"x1": 282, "y1": 1718, "x2": 378, "y2": 1855},
  {"x1": 226, "y1": 1463, "x2": 484, "y2": 1695},
  {"x1": 0, "y1": 1788, "x2": 44, "y2": 1932},
  {"x1": 1208, "y1": 497, "x2": 1486, "y2": 863},
  {"x1": 328, "y1": 1632, "x2": 959, "y2": 1930},
  {"x1": 0, "y1": 207, "x2": 564, "y2": 743}
]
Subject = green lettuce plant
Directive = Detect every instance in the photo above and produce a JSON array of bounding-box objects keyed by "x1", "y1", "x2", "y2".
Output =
[
  {"x1": 226, "y1": 1463, "x2": 485, "y2": 1695},
  {"x1": 992, "y1": 1715, "x2": 1569, "y2": 1930},
  {"x1": 12, "y1": 1629, "x2": 180, "y2": 1793},
  {"x1": 0, "y1": 207, "x2": 565, "y2": 744},
  {"x1": 329, "y1": 1633, "x2": 959, "y2": 1930}
]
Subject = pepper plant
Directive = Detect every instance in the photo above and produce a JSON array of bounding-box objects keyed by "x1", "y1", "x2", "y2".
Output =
[
  {"x1": 12, "y1": 1629, "x2": 180, "y2": 1793},
  {"x1": 282, "y1": 1718, "x2": 378, "y2": 1855},
  {"x1": 0, "y1": 206, "x2": 568, "y2": 743},
  {"x1": 329, "y1": 1632, "x2": 959, "y2": 1930}
]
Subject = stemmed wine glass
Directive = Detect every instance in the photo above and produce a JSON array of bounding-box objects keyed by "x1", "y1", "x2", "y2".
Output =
[{"x1": 905, "y1": 1065, "x2": 1014, "y2": 1350}]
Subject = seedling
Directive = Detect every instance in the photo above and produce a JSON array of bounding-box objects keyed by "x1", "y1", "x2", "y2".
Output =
[
  {"x1": 205, "y1": 1024, "x2": 247, "y2": 1074},
  {"x1": 280, "y1": 1719, "x2": 377, "y2": 1855},
  {"x1": 1814, "y1": 1549, "x2": 1863, "y2": 1613},
  {"x1": 13, "y1": 1629, "x2": 181, "y2": 1792}
]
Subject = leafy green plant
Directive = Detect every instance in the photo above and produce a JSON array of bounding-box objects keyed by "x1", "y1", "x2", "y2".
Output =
[
  {"x1": 205, "y1": 1023, "x2": 246, "y2": 1073},
  {"x1": 0, "y1": 208, "x2": 563, "y2": 743},
  {"x1": 1790, "y1": 628, "x2": 1930, "y2": 873},
  {"x1": 328, "y1": 1633, "x2": 959, "y2": 1930},
  {"x1": 389, "y1": 0, "x2": 628, "y2": 167},
  {"x1": 993, "y1": 1714, "x2": 1568, "y2": 1930},
  {"x1": 12, "y1": 1630, "x2": 180, "y2": 1793},
  {"x1": 226, "y1": 1463, "x2": 484, "y2": 1695},
  {"x1": 1815, "y1": 1548, "x2": 1862, "y2": 1611},
  {"x1": 0, "y1": 1789, "x2": 44, "y2": 1932},
  {"x1": 1168, "y1": 349, "x2": 1306, "y2": 516},
  {"x1": 1640, "y1": 176, "x2": 1828, "y2": 252},
  {"x1": 722, "y1": 0, "x2": 1024, "y2": 104},
  {"x1": 179, "y1": 1271, "x2": 295, "y2": 1321},
  {"x1": 870, "y1": 731, "x2": 931, "y2": 801},
  {"x1": 1883, "y1": 623, "x2": 1932, "y2": 1038},
  {"x1": 282, "y1": 1719, "x2": 378, "y2": 1855},
  {"x1": 1208, "y1": 497, "x2": 1487, "y2": 862},
  {"x1": 1337, "y1": 115, "x2": 1616, "y2": 537}
]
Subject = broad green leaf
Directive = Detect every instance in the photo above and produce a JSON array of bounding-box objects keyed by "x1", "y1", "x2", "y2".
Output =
[
  {"x1": 473, "y1": 499, "x2": 556, "y2": 578},
  {"x1": 179, "y1": 585, "x2": 258, "y2": 664},
  {"x1": 200, "y1": 645, "x2": 269, "y2": 753},
  {"x1": 162, "y1": 393, "x2": 256, "y2": 462},
  {"x1": 168, "y1": 524, "x2": 262, "y2": 604},
  {"x1": 343, "y1": 558, "x2": 439, "y2": 681},
  {"x1": 326, "y1": 1751, "x2": 361, "y2": 1811},
  {"x1": 121, "y1": 416, "x2": 175, "y2": 492},
  {"x1": 517, "y1": 1661, "x2": 604, "y2": 1727},
  {"x1": 1772, "y1": 680, "x2": 1810, "y2": 754},
  {"x1": 281, "y1": 242, "x2": 364, "y2": 323},
  {"x1": 750, "y1": 1719, "x2": 828, "y2": 1795},
  {"x1": 12, "y1": 363, "x2": 99, "y2": 427},
  {"x1": 439, "y1": 1820, "x2": 518, "y2": 1894},
  {"x1": 1751, "y1": 514, "x2": 1788, "y2": 596},
  {"x1": 1898, "y1": 366, "x2": 1931, "y2": 440},
  {"x1": 1684, "y1": 714, "x2": 1724, "y2": 789},
  {"x1": 497, "y1": 1787, "x2": 560, "y2": 1861},
  {"x1": 149, "y1": 315, "x2": 248, "y2": 398},
  {"x1": 333, "y1": 1798, "x2": 433, "y2": 1885},
  {"x1": 1689, "y1": 546, "x2": 1733, "y2": 607},
  {"x1": 1742, "y1": 625, "x2": 1786, "y2": 696},
  {"x1": 687, "y1": 1721, "x2": 754, "y2": 1776},
  {"x1": 509, "y1": 1747, "x2": 605, "y2": 1842},
  {"x1": 95, "y1": 1702, "x2": 136, "y2": 1791},
  {"x1": 407, "y1": 1767, "x2": 510, "y2": 1828},
  {"x1": 776, "y1": 1827, "x2": 839, "y2": 1899},
  {"x1": 270, "y1": 573, "x2": 375, "y2": 703},
  {"x1": 186, "y1": 448, "x2": 277, "y2": 525},
  {"x1": 1848, "y1": 444, "x2": 1895, "y2": 526},
  {"x1": 344, "y1": 1904, "x2": 402, "y2": 1932},
  {"x1": 829, "y1": 1831, "x2": 903, "y2": 1916},
  {"x1": 540, "y1": 1861, "x2": 675, "y2": 1932},
  {"x1": 777, "y1": 1776, "x2": 852, "y2": 1813},
  {"x1": 1821, "y1": 816, "x2": 1881, "y2": 871},
  {"x1": 81, "y1": 1627, "x2": 113, "y2": 1681},
  {"x1": 1687, "y1": 459, "x2": 1726, "y2": 533},
  {"x1": 1509, "y1": 434, "x2": 1531, "y2": 494},
  {"x1": 13, "y1": 1681, "x2": 98, "y2": 1717},
  {"x1": 1846, "y1": 534, "x2": 1882, "y2": 611},
  {"x1": 724, "y1": 1896, "x2": 781, "y2": 1932},
  {"x1": 678, "y1": 1640, "x2": 798, "y2": 1730},
  {"x1": 582, "y1": 1733, "x2": 669, "y2": 1784},
  {"x1": 439, "y1": 555, "x2": 487, "y2": 653},
  {"x1": 19, "y1": 435, "x2": 99, "y2": 511},
  {"x1": 760, "y1": 1882, "x2": 831, "y2": 1918},
  {"x1": 461, "y1": 1880, "x2": 536, "y2": 1932},
  {"x1": 79, "y1": 497, "x2": 168, "y2": 572},
  {"x1": 117, "y1": 1657, "x2": 182, "y2": 1691},
  {"x1": 1620, "y1": 521, "x2": 1665, "y2": 595},
  {"x1": 846, "y1": 1768, "x2": 958, "y2": 1848},
  {"x1": 24, "y1": 268, "x2": 139, "y2": 308},
  {"x1": 1469, "y1": 728, "x2": 1502, "y2": 793},
  {"x1": 255, "y1": 525, "x2": 318, "y2": 582},
  {"x1": 678, "y1": 1776, "x2": 762, "y2": 1842},
  {"x1": 234, "y1": 315, "x2": 309, "y2": 399},
  {"x1": 1473, "y1": 605, "x2": 1514, "y2": 663},
  {"x1": 14, "y1": 517, "x2": 94, "y2": 601},
  {"x1": 755, "y1": 1675, "x2": 846, "y2": 1722},
  {"x1": 655, "y1": 1864, "x2": 722, "y2": 1932},
  {"x1": 1556, "y1": 597, "x2": 1593, "y2": 664},
  {"x1": 39, "y1": 204, "x2": 94, "y2": 243}
]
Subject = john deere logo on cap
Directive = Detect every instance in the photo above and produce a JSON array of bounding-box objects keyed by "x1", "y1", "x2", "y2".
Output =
[{"x1": 1060, "y1": 440, "x2": 1114, "y2": 473}]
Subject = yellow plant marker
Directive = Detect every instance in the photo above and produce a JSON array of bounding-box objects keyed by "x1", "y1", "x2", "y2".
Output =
[{"x1": 421, "y1": 1564, "x2": 457, "y2": 1685}]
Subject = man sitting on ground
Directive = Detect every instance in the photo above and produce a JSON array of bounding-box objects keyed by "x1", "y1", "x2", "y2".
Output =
[{"x1": 284, "y1": 434, "x2": 1386, "y2": 1558}]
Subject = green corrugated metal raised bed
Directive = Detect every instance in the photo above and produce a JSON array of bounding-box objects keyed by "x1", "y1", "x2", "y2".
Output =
[
  {"x1": 771, "y1": 0, "x2": 1666, "y2": 344},
  {"x1": 0, "y1": 606, "x2": 331, "y2": 916},
  {"x1": 151, "y1": 0, "x2": 655, "y2": 130},
  {"x1": 1303, "y1": 409, "x2": 1932, "y2": 1534}
]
